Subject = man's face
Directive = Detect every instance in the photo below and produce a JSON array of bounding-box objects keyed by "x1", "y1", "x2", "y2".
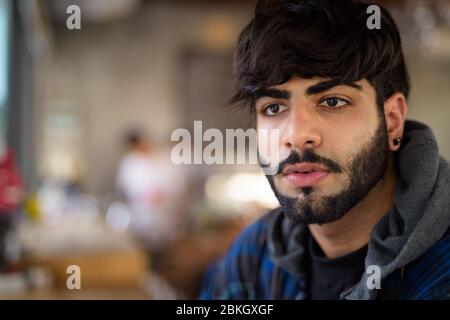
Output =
[{"x1": 255, "y1": 77, "x2": 390, "y2": 225}]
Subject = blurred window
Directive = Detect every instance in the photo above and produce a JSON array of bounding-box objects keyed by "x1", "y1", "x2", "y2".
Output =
[{"x1": 0, "y1": 0, "x2": 10, "y2": 136}]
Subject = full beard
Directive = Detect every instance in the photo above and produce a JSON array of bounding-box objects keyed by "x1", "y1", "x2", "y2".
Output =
[{"x1": 264, "y1": 119, "x2": 389, "y2": 225}]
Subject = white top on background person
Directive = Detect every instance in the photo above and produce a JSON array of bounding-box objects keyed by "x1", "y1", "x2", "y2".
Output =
[{"x1": 116, "y1": 132, "x2": 186, "y2": 250}]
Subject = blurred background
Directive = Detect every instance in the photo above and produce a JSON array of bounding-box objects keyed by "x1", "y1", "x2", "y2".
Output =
[{"x1": 0, "y1": 0, "x2": 448, "y2": 299}]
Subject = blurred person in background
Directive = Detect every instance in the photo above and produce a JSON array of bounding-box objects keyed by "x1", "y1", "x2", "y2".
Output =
[
  {"x1": 200, "y1": 0, "x2": 450, "y2": 300},
  {"x1": 0, "y1": 137, "x2": 23, "y2": 271},
  {"x1": 116, "y1": 130, "x2": 187, "y2": 269}
]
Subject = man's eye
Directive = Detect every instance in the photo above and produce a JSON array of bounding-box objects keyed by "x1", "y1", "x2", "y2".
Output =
[
  {"x1": 319, "y1": 97, "x2": 349, "y2": 108},
  {"x1": 263, "y1": 104, "x2": 288, "y2": 116}
]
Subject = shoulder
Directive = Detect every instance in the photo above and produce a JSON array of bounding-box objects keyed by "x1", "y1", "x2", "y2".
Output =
[
  {"x1": 230, "y1": 211, "x2": 273, "y2": 253},
  {"x1": 400, "y1": 228, "x2": 450, "y2": 299},
  {"x1": 198, "y1": 209, "x2": 278, "y2": 299},
  {"x1": 216, "y1": 209, "x2": 276, "y2": 276}
]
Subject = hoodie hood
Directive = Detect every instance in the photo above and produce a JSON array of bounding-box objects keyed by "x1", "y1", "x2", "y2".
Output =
[{"x1": 267, "y1": 120, "x2": 450, "y2": 299}]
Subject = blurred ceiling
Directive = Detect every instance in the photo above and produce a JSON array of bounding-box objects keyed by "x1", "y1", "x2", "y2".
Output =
[
  {"x1": 48, "y1": 0, "x2": 141, "y2": 23},
  {"x1": 45, "y1": 0, "x2": 450, "y2": 24}
]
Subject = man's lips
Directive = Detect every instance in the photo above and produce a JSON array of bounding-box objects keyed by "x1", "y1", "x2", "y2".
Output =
[{"x1": 282, "y1": 163, "x2": 330, "y2": 188}]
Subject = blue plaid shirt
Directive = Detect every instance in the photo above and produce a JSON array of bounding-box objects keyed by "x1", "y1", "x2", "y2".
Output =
[{"x1": 199, "y1": 213, "x2": 450, "y2": 300}]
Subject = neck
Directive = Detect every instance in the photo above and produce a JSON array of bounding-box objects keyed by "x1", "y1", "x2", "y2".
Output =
[{"x1": 308, "y1": 154, "x2": 397, "y2": 259}]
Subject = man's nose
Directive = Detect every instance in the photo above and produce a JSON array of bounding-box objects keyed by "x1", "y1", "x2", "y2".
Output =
[{"x1": 281, "y1": 104, "x2": 322, "y2": 151}]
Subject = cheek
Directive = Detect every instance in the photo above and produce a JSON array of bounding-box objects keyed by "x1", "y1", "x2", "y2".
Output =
[
  {"x1": 325, "y1": 127, "x2": 368, "y2": 164},
  {"x1": 319, "y1": 115, "x2": 378, "y2": 191},
  {"x1": 327, "y1": 134, "x2": 376, "y2": 189},
  {"x1": 324, "y1": 107, "x2": 377, "y2": 164}
]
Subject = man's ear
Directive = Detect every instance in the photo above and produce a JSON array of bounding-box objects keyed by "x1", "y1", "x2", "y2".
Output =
[{"x1": 383, "y1": 92, "x2": 408, "y2": 151}]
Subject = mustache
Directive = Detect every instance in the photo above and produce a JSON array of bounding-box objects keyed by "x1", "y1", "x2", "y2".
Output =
[{"x1": 275, "y1": 149, "x2": 343, "y2": 175}]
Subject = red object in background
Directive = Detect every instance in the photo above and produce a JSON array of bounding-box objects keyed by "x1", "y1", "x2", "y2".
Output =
[{"x1": 0, "y1": 149, "x2": 23, "y2": 214}]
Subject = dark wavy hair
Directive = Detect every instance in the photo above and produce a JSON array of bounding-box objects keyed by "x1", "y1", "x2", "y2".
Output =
[{"x1": 232, "y1": 0, "x2": 410, "y2": 111}]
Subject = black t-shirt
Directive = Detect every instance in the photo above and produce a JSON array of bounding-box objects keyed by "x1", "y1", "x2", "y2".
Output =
[{"x1": 308, "y1": 236, "x2": 368, "y2": 300}]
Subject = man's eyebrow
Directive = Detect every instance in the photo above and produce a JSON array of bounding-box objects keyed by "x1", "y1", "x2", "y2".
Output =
[
  {"x1": 252, "y1": 88, "x2": 290, "y2": 101},
  {"x1": 305, "y1": 79, "x2": 362, "y2": 96}
]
